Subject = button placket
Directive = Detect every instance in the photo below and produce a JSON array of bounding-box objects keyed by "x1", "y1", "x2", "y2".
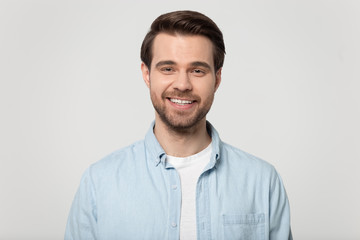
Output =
[{"x1": 167, "y1": 168, "x2": 181, "y2": 239}]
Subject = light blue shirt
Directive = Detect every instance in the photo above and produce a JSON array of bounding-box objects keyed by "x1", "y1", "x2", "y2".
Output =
[{"x1": 65, "y1": 122, "x2": 292, "y2": 240}]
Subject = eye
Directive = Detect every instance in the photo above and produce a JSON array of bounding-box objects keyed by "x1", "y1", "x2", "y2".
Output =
[
  {"x1": 192, "y1": 69, "x2": 206, "y2": 76},
  {"x1": 160, "y1": 67, "x2": 174, "y2": 74},
  {"x1": 164, "y1": 67, "x2": 172, "y2": 71}
]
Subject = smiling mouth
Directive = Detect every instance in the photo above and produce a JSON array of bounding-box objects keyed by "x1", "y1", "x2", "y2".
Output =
[{"x1": 168, "y1": 98, "x2": 195, "y2": 105}]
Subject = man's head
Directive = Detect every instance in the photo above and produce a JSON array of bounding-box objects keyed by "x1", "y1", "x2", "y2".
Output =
[
  {"x1": 141, "y1": 11, "x2": 225, "y2": 132},
  {"x1": 141, "y1": 10, "x2": 225, "y2": 73}
]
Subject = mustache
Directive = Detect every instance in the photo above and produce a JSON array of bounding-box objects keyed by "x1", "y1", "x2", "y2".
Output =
[{"x1": 162, "y1": 90, "x2": 200, "y2": 101}]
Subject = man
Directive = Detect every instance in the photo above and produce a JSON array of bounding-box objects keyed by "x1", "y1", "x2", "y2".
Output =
[{"x1": 65, "y1": 10, "x2": 292, "y2": 240}]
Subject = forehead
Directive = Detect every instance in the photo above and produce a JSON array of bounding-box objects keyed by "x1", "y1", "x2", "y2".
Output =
[{"x1": 151, "y1": 33, "x2": 214, "y2": 68}]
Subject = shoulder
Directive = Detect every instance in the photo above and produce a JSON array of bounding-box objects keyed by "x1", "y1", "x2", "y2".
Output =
[
  {"x1": 88, "y1": 139, "x2": 146, "y2": 176},
  {"x1": 219, "y1": 142, "x2": 277, "y2": 175},
  {"x1": 217, "y1": 142, "x2": 286, "y2": 194}
]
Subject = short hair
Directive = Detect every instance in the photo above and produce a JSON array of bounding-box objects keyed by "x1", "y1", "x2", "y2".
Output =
[{"x1": 140, "y1": 10, "x2": 225, "y2": 72}]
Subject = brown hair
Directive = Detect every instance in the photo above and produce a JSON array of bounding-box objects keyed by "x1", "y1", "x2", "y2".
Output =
[{"x1": 140, "y1": 10, "x2": 225, "y2": 72}]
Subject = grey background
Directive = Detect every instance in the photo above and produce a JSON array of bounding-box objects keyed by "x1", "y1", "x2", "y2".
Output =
[{"x1": 1, "y1": 0, "x2": 359, "y2": 239}]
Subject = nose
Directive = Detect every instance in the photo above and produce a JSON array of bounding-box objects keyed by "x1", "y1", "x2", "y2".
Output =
[{"x1": 173, "y1": 71, "x2": 192, "y2": 92}]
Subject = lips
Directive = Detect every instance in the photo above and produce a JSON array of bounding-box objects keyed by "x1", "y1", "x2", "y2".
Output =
[
  {"x1": 163, "y1": 91, "x2": 200, "y2": 110},
  {"x1": 166, "y1": 97, "x2": 197, "y2": 110},
  {"x1": 169, "y1": 98, "x2": 194, "y2": 105}
]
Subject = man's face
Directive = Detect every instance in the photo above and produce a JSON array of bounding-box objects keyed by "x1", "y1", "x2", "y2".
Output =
[{"x1": 141, "y1": 33, "x2": 221, "y2": 131}]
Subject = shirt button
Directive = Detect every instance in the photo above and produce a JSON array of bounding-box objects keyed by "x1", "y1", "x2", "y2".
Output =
[
  {"x1": 171, "y1": 185, "x2": 177, "y2": 190},
  {"x1": 171, "y1": 222, "x2": 177, "y2": 228}
]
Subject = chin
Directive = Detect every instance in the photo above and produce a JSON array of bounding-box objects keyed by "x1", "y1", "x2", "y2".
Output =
[{"x1": 160, "y1": 114, "x2": 205, "y2": 132}]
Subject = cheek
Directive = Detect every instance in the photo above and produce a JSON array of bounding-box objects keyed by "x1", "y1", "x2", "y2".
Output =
[
  {"x1": 149, "y1": 86, "x2": 162, "y2": 100},
  {"x1": 150, "y1": 77, "x2": 174, "y2": 95},
  {"x1": 196, "y1": 83, "x2": 216, "y2": 97},
  {"x1": 149, "y1": 79, "x2": 167, "y2": 99}
]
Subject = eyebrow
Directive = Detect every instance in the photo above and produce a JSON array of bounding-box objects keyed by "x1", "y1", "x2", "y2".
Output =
[
  {"x1": 155, "y1": 60, "x2": 176, "y2": 68},
  {"x1": 155, "y1": 60, "x2": 212, "y2": 70},
  {"x1": 190, "y1": 61, "x2": 212, "y2": 70}
]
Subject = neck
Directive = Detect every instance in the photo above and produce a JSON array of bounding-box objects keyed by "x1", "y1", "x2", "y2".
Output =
[{"x1": 154, "y1": 116, "x2": 211, "y2": 157}]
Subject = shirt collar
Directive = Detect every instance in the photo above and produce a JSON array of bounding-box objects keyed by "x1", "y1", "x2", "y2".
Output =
[
  {"x1": 144, "y1": 121, "x2": 222, "y2": 168},
  {"x1": 206, "y1": 121, "x2": 221, "y2": 169},
  {"x1": 144, "y1": 121, "x2": 166, "y2": 167}
]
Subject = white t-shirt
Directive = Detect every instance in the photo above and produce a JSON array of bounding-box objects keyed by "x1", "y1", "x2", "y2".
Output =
[{"x1": 166, "y1": 143, "x2": 212, "y2": 240}]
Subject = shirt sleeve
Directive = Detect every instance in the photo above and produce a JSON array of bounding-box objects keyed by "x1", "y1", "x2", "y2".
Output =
[
  {"x1": 65, "y1": 167, "x2": 98, "y2": 240},
  {"x1": 269, "y1": 168, "x2": 293, "y2": 240}
]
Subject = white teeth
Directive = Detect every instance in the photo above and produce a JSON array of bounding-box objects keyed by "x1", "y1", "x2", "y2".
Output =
[{"x1": 170, "y1": 98, "x2": 193, "y2": 105}]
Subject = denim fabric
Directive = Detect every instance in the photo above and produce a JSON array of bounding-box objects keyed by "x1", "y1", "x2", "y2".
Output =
[{"x1": 65, "y1": 121, "x2": 292, "y2": 240}]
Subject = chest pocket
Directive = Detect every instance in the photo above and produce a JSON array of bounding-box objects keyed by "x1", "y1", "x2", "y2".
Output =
[{"x1": 222, "y1": 213, "x2": 265, "y2": 240}]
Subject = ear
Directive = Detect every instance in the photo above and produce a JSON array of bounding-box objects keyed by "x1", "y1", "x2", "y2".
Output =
[
  {"x1": 214, "y1": 68, "x2": 222, "y2": 92},
  {"x1": 141, "y1": 62, "x2": 150, "y2": 88}
]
